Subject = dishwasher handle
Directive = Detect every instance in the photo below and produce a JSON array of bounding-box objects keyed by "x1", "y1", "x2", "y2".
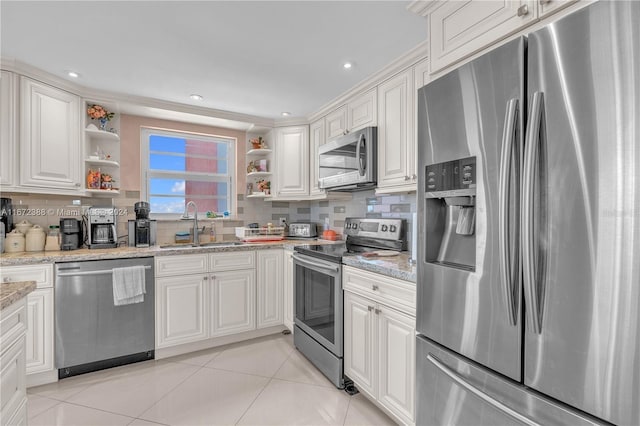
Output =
[{"x1": 57, "y1": 265, "x2": 152, "y2": 277}]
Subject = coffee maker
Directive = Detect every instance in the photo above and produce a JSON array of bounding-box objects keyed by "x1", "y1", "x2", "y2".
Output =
[
  {"x1": 87, "y1": 207, "x2": 118, "y2": 249},
  {"x1": 128, "y1": 202, "x2": 156, "y2": 247},
  {"x1": 60, "y1": 218, "x2": 82, "y2": 250}
]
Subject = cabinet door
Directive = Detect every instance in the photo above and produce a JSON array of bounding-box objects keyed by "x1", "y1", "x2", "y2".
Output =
[
  {"x1": 0, "y1": 71, "x2": 17, "y2": 187},
  {"x1": 538, "y1": 0, "x2": 577, "y2": 18},
  {"x1": 20, "y1": 77, "x2": 81, "y2": 190},
  {"x1": 377, "y1": 305, "x2": 416, "y2": 424},
  {"x1": 0, "y1": 335, "x2": 27, "y2": 425},
  {"x1": 156, "y1": 275, "x2": 207, "y2": 348},
  {"x1": 274, "y1": 126, "x2": 309, "y2": 198},
  {"x1": 430, "y1": 0, "x2": 536, "y2": 73},
  {"x1": 309, "y1": 118, "x2": 326, "y2": 197},
  {"x1": 283, "y1": 250, "x2": 294, "y2": 331},
  {"x1": 257, "y1": 250, "x2": 283, "y2": 328},
  {"x1": 344, "y1": 291, "x2": 376, "y2": 397},
  {"x1": 348, "y1": 89, "x2": 377, "y2": 132},
  {"x1": 210, "y1": 270, "x2": 256, "y2": 337},
  {"x1": 377, "y1": 69, "x2": 415, "y2": 190},
  {"x1": 25, "y1": 288, "x2": 54, "y2": 375},
  {"x1": 325, "y1": 105, "x2": 348, "y2": 140}
]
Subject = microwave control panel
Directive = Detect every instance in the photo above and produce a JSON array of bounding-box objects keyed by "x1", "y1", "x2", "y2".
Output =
[{"x1": 425, "y1": 156, "x2": 476, "y2": 194}]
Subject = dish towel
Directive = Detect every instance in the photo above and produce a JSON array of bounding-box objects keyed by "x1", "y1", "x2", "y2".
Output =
[{"x1": 112, "y1": 266, "x2": 146, "y2": 306}]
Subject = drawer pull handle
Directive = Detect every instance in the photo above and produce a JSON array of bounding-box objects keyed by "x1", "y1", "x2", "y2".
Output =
[
  {"x1": 517, "y1": 5, "x2": 529, "y2": 16},
  {"x1": 372, "y1": 285, "x2": 379, "y2": 291},
  {"x1": 203, "y1": 276, "x2": 208, "y2": 281},
  {"x1": 3, "y1": 277, "x2": 11, "y2": 283},
  {"x1": 375, "y1": 308, "x2": 381, "y2": 315},
  {"x1": 367, "y1": 306, "x2": 374, "y2": 311}
]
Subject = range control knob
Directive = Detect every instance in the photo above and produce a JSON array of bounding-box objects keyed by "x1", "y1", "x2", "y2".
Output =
[
  {"x1": 390, "y1": 225, "x2": 397, "y2": 233},
  {"x1": 381, "y1": 225, "x2": 389, "y2": 232}
]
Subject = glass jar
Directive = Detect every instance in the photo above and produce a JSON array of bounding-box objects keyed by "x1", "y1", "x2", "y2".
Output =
[{"x1": 45, "y1": 225, "x2": 61, "y2": 251}]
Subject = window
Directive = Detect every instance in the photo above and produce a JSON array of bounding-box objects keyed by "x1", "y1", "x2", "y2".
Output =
[{"x1": 141, "y1": 128, "x2": 235, "y2": 216}]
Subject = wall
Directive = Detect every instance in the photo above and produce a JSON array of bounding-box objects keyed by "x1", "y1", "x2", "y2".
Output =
[{"x1": 119, "y1": 114, "x2": 247, "y2": 192}]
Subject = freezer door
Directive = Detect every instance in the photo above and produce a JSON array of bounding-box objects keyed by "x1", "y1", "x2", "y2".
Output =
[
  {"x1": 524, "y1": 2, "x2": 640, "y2": 425},
  {"x1": 417, "y1": 37, "x2": 524, "y2": 381},
  {"x1": 416, "y1": 336, "x2": 605, "y2": 426}
]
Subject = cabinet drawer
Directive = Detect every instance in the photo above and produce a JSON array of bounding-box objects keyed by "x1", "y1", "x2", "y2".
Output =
[
  {"x1": 209, "y1": 251, "x2": 255, "y2": 272},
  {"x1": 1, "y1": 264, "x2": 53, "y2": 289},
  {"x1": 155, "y1": 254, "x2": 208, "y2": 277},
  {"x1": 0, "y1": 299, "x2": 27, "y2": 351},
  {"x1": 343, "y1": 266, "x2": 416, "y2": 315},
  {"x1": 0, "y1": 334, "x2": 27, "y2": 423}
]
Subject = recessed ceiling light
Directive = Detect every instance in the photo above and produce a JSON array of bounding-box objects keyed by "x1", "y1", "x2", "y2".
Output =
[
  {"x1": 67, "y1": 71, "x2": 79, "y2": 78},
  {"x1": 281, "y1": 112, "x2": 291, "y2": 117},
  {"x1": 343, "y1": 62, "x2": 353, "y2": 69},
  {"x1": 190, "y1": 94, "x2": 203, "y2": 101}
]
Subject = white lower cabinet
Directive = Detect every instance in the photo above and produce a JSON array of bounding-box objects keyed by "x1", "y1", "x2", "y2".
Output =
[
  {"x1": 283, "y1": 249, "x2": 294, "y2": 331},
  {"x1": 156, "y1": 250, "x2": 285, "y2": 351},
  {"x1": 156, "y1": 274, "x2": 208, "y2": 348},
  {"x1": 343, "y1": 267, "x2": 416, "y2": 425},
  {"x1": 257, "y1": 250, "x2": 283, "y2": 329},
  {"x1": 0, "y1": 299, "x2": 28, "y2": 426},
  {"x1": 0, "y1": 264, "x2": 55, "y2": 385},
  {"x1": 25, "y1": 288, "x2": 54, "y2": 374},
  {"x1": 210, "y1": 270, "x2": 255, "y2": 337}
]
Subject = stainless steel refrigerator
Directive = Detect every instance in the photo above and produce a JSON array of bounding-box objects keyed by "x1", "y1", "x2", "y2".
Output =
[{"x1": 416, "y1": 2, "x2": 639, "y2": 425}]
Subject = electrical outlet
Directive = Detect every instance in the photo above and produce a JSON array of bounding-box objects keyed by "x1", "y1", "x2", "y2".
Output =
[{"x1": 279, "y1": 217, "x2": 287, "y2": 226}]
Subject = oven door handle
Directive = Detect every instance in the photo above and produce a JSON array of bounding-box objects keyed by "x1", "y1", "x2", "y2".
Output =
[{"x1": 292, "y1": 253, "x2": 340, "y2": 274}]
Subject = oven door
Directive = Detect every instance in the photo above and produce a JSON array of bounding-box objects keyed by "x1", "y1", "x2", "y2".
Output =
[{"x1": 293, "y1": 253, "x2": 343, "y2": 356}]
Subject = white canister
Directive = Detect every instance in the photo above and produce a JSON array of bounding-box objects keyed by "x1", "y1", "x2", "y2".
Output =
[
  {"x1": 5, "y1": 229, "x2": 25, "y2": 253},
  {"x1": 26, "y1": 225, "x2": 46, "y2": 252},
  {"x1": 15, "y1": 220, "x2": 33, "y2": 234}
]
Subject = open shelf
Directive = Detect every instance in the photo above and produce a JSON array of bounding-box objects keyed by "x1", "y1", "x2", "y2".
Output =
[
  {"x1": 246, "y1": 193, "x2": 272, "y2": 199},
  {"x1": 85, "y1": 128, "x2": 120, "y2": 141},
  {"x1": 85, "y1": 189, "x2": 120, "y2": 196},
  {"x1": 84, "y1": 159, "x2": 120, "y2": 167},
  {"x1": 246, "y1": 148, "x2": 272, "y2": 155},
  {"x1": 246, "y1": 171, "x2": 272, "y2": 177}
]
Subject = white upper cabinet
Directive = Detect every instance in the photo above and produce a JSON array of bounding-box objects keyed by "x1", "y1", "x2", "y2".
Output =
[
  {"x1": 426, "y1": 0, "x2": 582, "y2": 75},
  {"x1": 325, "y1": 89, "x2": 378, "y2": 142},
  {"x1": 347, "y1": 89, "x2": 377, "y2": 133},
  {"x1": 429, "y1": 0, "x2": 536, "y2": 73},
  {"x1": 325, "y1": 105, "x2": 348, "y2": 140},
  {"x1": 273, "y1": 125, "x2": 309, "y2": 198},
  {"x1": 376, "y1": 68, "x2": 416, "y2": 193},
  {"x1": 20, "y1": 77, "x2": 81, "y2": 191},
  {"x1": 309, "y1": 118, "x2": 326, "y2": 197},
  {"x1": 0, "y1": 71, "x2": 17, "y2": 188}
]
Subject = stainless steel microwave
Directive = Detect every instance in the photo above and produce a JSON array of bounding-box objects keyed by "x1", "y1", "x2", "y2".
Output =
[{"x1": 318, "y1": 127, "x2": 377, "y2": 191}]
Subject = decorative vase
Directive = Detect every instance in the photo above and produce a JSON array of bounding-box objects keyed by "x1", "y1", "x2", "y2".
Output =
[{"x1": 99, "y1": 118, "x2": 108, "y2": 131}]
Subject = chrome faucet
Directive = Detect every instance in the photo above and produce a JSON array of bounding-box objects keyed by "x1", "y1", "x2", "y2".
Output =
[{"x1": 181, "y1": 201, "x2": 199, "y2": 246}]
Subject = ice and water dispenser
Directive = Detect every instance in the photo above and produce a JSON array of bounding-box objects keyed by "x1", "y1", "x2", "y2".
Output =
[{"x1": 424, "y1": 156, "x2": 476, "y2": 271}]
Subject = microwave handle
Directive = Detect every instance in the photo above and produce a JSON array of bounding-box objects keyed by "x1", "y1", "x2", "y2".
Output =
[{"x1": 356, "y1": 133, "x2": 365, "y2": 176}]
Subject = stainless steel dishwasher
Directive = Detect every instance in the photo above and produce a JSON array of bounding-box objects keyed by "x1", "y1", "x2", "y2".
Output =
[{"x1": 55, "y1": 257, "x2": 155, "y2": 378}]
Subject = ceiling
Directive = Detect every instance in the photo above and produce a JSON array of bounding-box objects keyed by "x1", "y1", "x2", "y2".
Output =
[{"x1": 1, "y1": 1, "x2": 427, "y2": 122}]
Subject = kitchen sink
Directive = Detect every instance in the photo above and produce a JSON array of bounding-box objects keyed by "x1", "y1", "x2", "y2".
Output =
[{"x1": 159, "y1": 242, "x2": 244, "y2": 249}]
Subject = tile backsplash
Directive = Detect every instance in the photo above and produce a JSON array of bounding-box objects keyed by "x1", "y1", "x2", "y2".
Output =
[{"x1": 2, "y1": 189, "x2": 416, "y2": 247}]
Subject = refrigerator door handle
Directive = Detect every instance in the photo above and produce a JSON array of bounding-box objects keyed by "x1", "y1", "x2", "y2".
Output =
[
  {"x1": 499, "y1": 98, "x2": 519, "y2": 326},
  {"x1": 522, "y1": 91, "x2": 544, "y2": 334},
  {"x1": 427, "y1": 353, "x2": 542, "y2": 426}
]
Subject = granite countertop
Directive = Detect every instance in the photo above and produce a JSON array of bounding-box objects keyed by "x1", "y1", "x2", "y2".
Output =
[
  {"x1": 342, "y1": 252, "x2": 416, "y2": 283},
  {"x1": 0, "y1": 239, "x2": 341, "y2": 266},
  {"x1": 1, "y1": 280, "x2": 37, "y2": 311}
]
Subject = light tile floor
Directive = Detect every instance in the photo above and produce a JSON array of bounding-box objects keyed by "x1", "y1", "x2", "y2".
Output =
[{"x1": 28, "y1": 333, "x2": 397, "y2": 426}]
